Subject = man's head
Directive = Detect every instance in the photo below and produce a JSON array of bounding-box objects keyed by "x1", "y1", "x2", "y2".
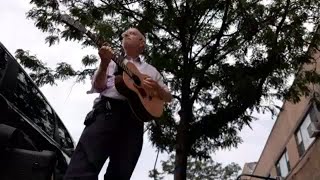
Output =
[{"x1": 121, "y1": 28, "x2": 146, "y2": 56}]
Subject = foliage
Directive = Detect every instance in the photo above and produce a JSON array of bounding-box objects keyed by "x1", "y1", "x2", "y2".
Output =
[
  {"x1": 15, "y1": 49, "x2": 97, "y2": 86},
  {"x1": 149, "y1": 154, "x2": 241, "y2": 180}
]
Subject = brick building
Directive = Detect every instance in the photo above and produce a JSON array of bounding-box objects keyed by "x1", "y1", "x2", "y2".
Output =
[{"x1": 245, "y1": 47, "x2": 320, "y2": 179}]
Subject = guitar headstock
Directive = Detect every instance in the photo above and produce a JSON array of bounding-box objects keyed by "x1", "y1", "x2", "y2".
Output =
[
  {"x1": 59, "y1": 14, "x2": 126, "y2": 67},
  {"x1": 59, "y1": 14, "x2": 103, "y2": 47}
]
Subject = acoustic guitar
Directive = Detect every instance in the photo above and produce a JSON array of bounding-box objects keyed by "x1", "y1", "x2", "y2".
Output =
[{"x1": 60, "y1": 14, "x2": 164, "y2": 122}]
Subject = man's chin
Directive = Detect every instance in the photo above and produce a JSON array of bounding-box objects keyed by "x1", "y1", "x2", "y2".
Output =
[{"x1": 123, "y1": 45, "x2": 136, "y2": 51}]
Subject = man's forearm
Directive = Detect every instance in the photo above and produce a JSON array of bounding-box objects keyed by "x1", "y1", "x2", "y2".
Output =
[
  {"x1": 93, "y1": 62, "x2": 109, "y2": 91},
  {"x1": 158, "y1": 87, "x2": 173, "y2": 102}
]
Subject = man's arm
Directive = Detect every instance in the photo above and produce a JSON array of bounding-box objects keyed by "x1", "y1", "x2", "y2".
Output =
[
  {"x1": 154, "y1": 71, "x2": 173, "y2": 102},
  {"x1": 93, "y1": 44, "x2": 113, "y2": 92},
  {"x1": 93, "y1": 61, "x2": 109, "y2": 92},
  {"x1": 142, "y1": 72, "x2": 173, "y2": 102},
  {"x1": 157, "y1": 85, "x2": 173, "y2": 102}
]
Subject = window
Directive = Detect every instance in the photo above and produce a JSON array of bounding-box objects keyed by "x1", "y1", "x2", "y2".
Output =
[
  {"x1": 276, "y1": 150, "x2": 290, "y2": 177},
  {"x1": 0, "y1": 46, "x2": 8, "y2": 79},
  {"x1": 295, "y1": 108, "x2": 316, "y2": 156},
  {"x1": 56, "y1": 115, "x2": 74, "y2": 149},
  {"x1": 2, "y1": 66, "x2": 55, "y2": 137}
]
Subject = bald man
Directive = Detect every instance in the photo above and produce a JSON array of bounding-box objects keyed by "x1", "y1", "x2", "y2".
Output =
[{"x1": 64, "y1": 28, "x2": 172, "y2": 180}]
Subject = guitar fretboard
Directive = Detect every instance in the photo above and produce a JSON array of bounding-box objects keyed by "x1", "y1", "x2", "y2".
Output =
[
  {"x1": 60, "y1": 14, "x2": 134, "y2": 78},
  {"x1": 112, "y1": 54, "x2": 133, "y2": 77}
]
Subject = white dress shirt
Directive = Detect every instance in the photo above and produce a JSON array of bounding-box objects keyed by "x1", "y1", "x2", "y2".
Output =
[{"x1": 87, "y1": 55, "x2": 169, "y2": 103}]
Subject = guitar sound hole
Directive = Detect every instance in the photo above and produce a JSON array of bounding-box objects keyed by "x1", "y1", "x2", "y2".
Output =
[{"x1": 132, "y1": 75, "x2": 141, "y2": 86}]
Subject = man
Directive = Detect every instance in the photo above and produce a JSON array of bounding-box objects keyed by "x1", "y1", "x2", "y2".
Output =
[{"x1": 64, "y1": 27, "x2": 172, "y2": 180}]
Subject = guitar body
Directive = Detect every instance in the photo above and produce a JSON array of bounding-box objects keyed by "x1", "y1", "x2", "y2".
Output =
[{"x1": 114, "y1": 61, "x2": 164, "y2": 122}]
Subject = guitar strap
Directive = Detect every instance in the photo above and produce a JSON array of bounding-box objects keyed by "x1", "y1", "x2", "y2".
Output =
[
  {"x1": 113, "y1": 64, "x2": 124, "y2": 76},
  {"x1": 113, "y1": 49, "x2": 125, "y2": 76}
]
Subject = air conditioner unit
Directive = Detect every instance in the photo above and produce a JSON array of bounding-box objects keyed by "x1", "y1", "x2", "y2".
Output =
[
  {"x1": 306, "y1": 103, "x2": 320, "y2": 138},
  {"x1": 307, "y1": 120, "x2": 320, "y2": 138}
]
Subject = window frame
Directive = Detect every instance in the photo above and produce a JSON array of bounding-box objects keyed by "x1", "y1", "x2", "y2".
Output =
[
  {"x1": 276, "y1": 149, "x2": 291, "y2": 178},
  {"x1": 294, "y1": 105, "x2": 317, "y2": 157}
]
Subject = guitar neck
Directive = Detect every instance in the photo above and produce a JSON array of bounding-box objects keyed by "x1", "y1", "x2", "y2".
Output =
[
  {"x1": 60, "y1": 14, "x2": 134, "y2": 77},
  {"x1": 112, "y1": 55, "x2": 133, "y2": 76},
  {"x1": 82, "y1": 30, "x2": 132, "y2": 76}
]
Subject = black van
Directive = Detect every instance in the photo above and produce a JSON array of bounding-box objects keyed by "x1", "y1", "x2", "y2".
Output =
[{"x1": 0, "y1": 41, "x2": 75, "y2": 180}]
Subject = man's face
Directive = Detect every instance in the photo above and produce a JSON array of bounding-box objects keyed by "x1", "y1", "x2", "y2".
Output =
[{"x1": 121, "y1": 28, "x2": 145, "y2": 53}]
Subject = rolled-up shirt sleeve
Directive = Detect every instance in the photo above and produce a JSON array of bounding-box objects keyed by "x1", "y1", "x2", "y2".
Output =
[
  {"x1": 154, "y1": 70, "x2": 170, "y2": 92},
  {"x1": 87, "y1": 61, "x2": 117, "y2": 94}
]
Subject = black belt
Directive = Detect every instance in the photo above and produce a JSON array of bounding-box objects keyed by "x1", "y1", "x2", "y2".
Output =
[{"x1": 94, "y1": 96, "x2": 129, "y2": 112}]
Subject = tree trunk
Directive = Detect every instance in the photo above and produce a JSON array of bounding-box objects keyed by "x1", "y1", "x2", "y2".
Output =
[
  {"x1": 174, "y1": 101, "x2": 192, "y2": 180},
  {"x1": 174, "y1": 118, "x2": 188, "y2": 180},
  {"x1": 174, "y1": 42, "x2": 192, "y2": 179}
]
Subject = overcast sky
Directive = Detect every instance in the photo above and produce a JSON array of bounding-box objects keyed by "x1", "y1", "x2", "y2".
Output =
[{"x1": 0, "y1": 1, "x2": 278, "y2": 179}]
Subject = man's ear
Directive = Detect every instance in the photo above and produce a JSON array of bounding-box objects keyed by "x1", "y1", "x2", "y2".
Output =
[{"x1": 139, "y1": 40, "x2": 145, "y2": 52}]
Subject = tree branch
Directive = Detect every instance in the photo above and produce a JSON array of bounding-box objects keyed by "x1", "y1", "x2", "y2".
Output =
[
  {"x1": 192, "y1": 34, "x2": 218, "y2": 62},
  {"x1": 122, "y1": 0, "x2": 140, "y2": 5},
  {"x1": 275, "y1": 0, "x2": 291, "y2": 37},
  {"x1": 190, "y1": 0, "x2": 231, "y2": 103},
  {"x1": 190, "y1": 76, "x2": 266, "y2": 145},
  {"x1": 100, "y1": 0, "x2": 180, "y2": 40},
  {"x1": 173, "y1": 95, "x2": 182, "y2": 102},
  {"x1": 172, "y1": 0, "x2": 181, "y2": 15},
  {"x1": 163, "y1": 0, "x2": 179, "y2": 17},
  {"x1": 190, "y1": 79, "x2": 206, "y2": 103},
  {"x1": 192, "y1": 1, "x2": 222, "y2": 48},
  {"x1": 208, "y1": 0, "x2": 230, "y2": 54},
  {"x1": 190, "y1": 29, "x2": 262, "y2": 105},
  {"x1": 191, "y1": 9, "x2": 221, "y2": 61},
  {"x1": 190, "y1": 10, "x2": 298, "y2": 135}
]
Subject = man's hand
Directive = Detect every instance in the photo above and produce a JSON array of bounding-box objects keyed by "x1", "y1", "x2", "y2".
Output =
[
  {"x1": 142, "y1": 77, "x2": 161, "y2": 96},
  {"x1": 142, "y1": 77, "x2": 172, "y2": 102},
  {"x1": 98, "y1": 43, "x2": 114, "y2": 65}
]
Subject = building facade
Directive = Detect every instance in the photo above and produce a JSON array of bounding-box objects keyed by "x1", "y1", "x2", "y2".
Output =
[
  {"x1": 241, "y1": 162, "x2": 257, "y2": 179},
  {"x1": 247, "y1": 50, "x2": 320, "y2": 180}
]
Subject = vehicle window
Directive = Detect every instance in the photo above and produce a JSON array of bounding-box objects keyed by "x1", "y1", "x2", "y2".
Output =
[
  {"x1": 0, "y1": 46, "x2": 8, "y2": 79},
  {"x1": 56, "y1": 115, "x2": 74, "y2": 149},
  {"x1": 2, "y1": 66, "x2": 55, "y2": 137}
]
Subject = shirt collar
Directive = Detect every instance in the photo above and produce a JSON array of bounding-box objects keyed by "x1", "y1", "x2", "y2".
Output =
[{"x1": 125, "y1": 54, "x2": 144, "y2": 63}]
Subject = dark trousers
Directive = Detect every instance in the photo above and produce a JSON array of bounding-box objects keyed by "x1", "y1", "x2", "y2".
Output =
[{"x1": 64, "y1": 97, "x2": 144, "y2": 180}]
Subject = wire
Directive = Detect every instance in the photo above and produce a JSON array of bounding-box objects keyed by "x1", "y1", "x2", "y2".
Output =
[
  {"x1": 153, "y1": 148, "x2": 160, "y2": 180},
  {"x1": 64, "y1": 79, "x2": 77, "y2": 103},
  {"x1": 143, "y1": 122, "x2": 161, "y2": 180}
]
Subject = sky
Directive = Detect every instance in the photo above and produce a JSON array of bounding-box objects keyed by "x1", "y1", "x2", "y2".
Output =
[{"x1": 0, "y1": 1, "x2": 278, "y2": 179}]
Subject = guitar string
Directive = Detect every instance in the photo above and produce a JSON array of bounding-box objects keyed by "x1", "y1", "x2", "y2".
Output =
[{"x1": 113, "y1": 55, "x2": 133, "y2": 77}]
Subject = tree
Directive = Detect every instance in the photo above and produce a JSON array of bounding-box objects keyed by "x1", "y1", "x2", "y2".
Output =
[
  {"x1": 149, "y1": 154, "x2": 241, "y2": 180},
  {"x1": 18, "y1": 0, "x2": 320, "y2": 179}
]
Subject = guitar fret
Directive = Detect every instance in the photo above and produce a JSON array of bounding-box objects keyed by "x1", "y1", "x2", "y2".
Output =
[{"x1": 113, "y1": 56, "x2": 133, "y2": 77}]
